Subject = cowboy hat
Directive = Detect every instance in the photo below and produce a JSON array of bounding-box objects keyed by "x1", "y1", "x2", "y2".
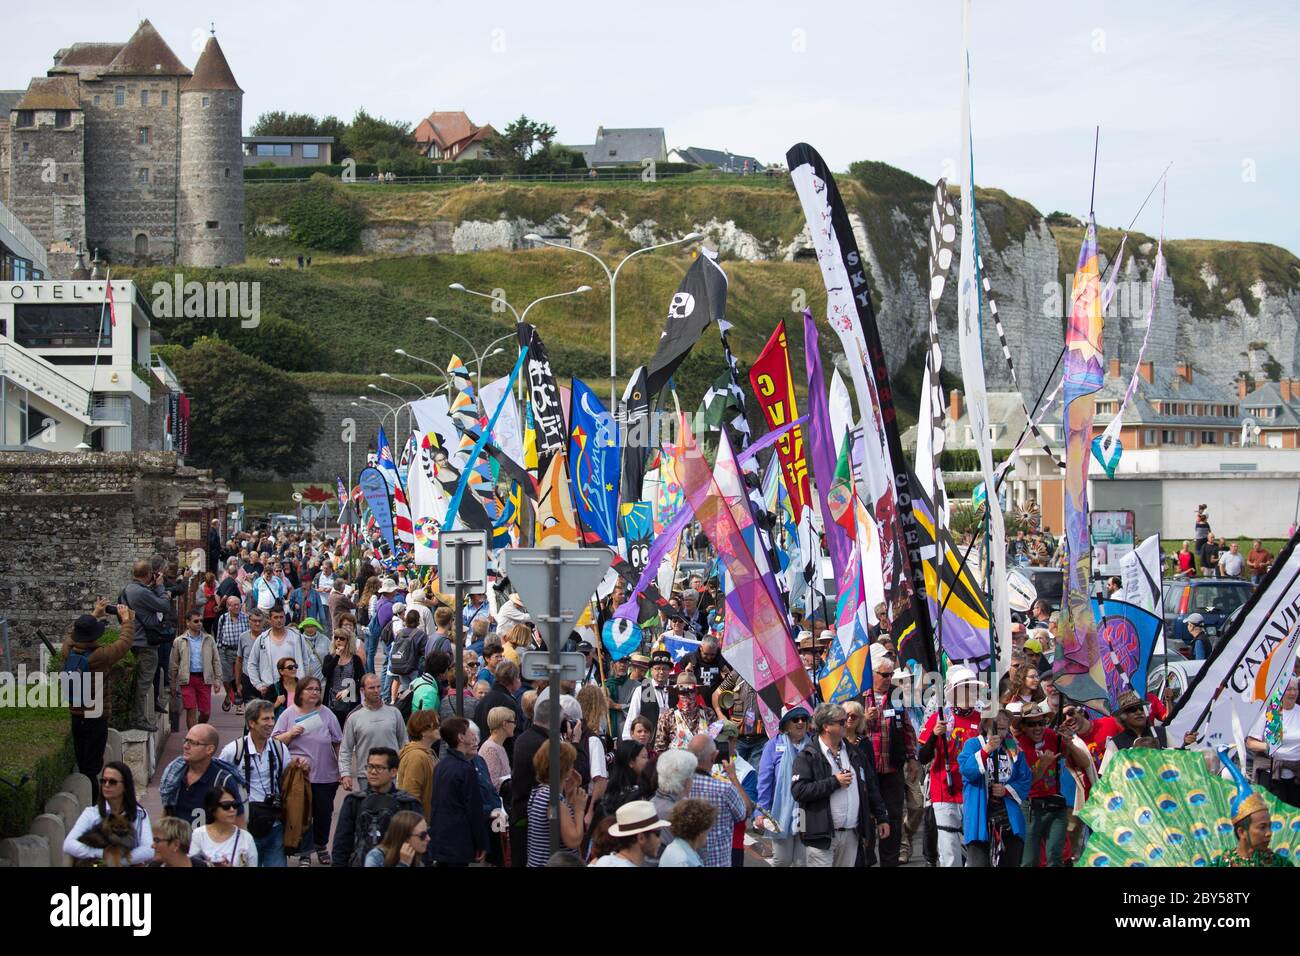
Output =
[
  {"x1": 378, "y1": 578, "x2": 399, "y2": 595},
  {"x1": 607, "y1": 800, "x2": 670, "y2": 838}
]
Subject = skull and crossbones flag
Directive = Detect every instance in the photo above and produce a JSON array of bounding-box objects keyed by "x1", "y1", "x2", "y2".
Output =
[{"x1": 645, "y1": 251, "x2": 727, "y2": 398}]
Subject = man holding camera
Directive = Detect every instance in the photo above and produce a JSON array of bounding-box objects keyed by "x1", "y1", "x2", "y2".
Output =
[
  {"x1": 219, "y1": 700, "x2": 301, "y2": 867},
  {"x1": 121, "y1": 559, "x2": 176, "y2": 732}
]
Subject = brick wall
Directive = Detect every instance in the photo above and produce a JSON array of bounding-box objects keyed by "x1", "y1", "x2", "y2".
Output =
[{"x1": 0, "y1": 451, "x2": 226, "y2": 663}]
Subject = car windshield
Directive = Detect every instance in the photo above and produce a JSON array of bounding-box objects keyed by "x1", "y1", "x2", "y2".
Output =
[
  {"x1": 1028, "y1": 571, "x2": 1063, "y2": 603},
  {"x1": 1189, "y1": 585, "x2": 1250, "y2": 614}
]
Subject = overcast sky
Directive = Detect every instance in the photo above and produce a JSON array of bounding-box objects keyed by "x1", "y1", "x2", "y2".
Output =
[{"x1": 12, "y1": 1, "x2": 1299, "y2": 254}]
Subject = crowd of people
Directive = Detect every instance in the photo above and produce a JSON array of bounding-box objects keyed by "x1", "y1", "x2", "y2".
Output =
[{"x1": 53, "y1": 515, "x2": 1295, "y2": 869}]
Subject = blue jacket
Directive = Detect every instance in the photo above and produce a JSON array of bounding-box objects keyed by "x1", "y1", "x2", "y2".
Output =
[
  {"x1": 429, "y1": 750, "x2": 488, "y2": 865},
  {"x1": 957, "y1": 736, "x2": 1032, "y2": 844}
]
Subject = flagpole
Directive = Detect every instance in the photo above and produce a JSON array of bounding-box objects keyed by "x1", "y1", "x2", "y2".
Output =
[{"x1": 82, "y1": 268, "x2": 113, "y2": 444}]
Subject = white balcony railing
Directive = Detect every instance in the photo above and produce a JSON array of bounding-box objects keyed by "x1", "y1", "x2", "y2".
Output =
[
  {"x1": 0, "y1": 198, "x2": 48, "y2": 273},
  {"x1": 0, "y1": 342, "x2": 92, "y2": 423}
]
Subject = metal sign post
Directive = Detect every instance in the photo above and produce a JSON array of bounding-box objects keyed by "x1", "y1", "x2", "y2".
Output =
[
  {"x1": 440, "y1": 531, "x2": 489, "y2": 718},
  {"x1": 503, "y1": 546, "x2": 612, "y2": 856}
]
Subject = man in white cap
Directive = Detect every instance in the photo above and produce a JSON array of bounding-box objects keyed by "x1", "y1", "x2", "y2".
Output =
[
  {"x1": 590, "y1": 800, "x2": 670, "y2": 867},
  {"x1": 406, "y1": 587, "x2": 436, "y2": 636},
  {"x1": 917, "y1": 665, "x2": 985, "y2": 867}
]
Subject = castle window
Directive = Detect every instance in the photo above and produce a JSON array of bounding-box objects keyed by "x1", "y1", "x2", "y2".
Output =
[
  {"x1": 202, "y1": 96, "x2": 210, "y2": 108},
  {"x1": 140, "y1": 90, "x2": 148, "y2": 107},
  {"x1": 115, "y1": 86, "x2": 125, "y2": 106},
  {"x1": 154, "y1": 167, "x2": 163, "y2": 182},
  {"x1": 1144, "y1": 429, "x2": 1157, "y2": 446},
  {"x1": 93, "y1": 95, "x2": 101, "y2": 106},
  {"x1": 21, "y1": 142, "x2": 29, "y2": 154},
  {"x1": 224, "y1": 167, "x2": 230, "y2": 179},
  {"x1": 227, "y1": 97, "x2": 235, "y2": 109},
  {"x1": 134, "y1": 234, "x2": 149, "y2": 257},
  {"x1": 161, "y1": 90, "x2": 168, "y2": 107},
  {"x1": 62, "y1": 173, "x2": 69, "y2": 183},
  {"x1": 138, "y1": 168, "x2": 149, "y2": 184},
  {"x1": 206, "y1": 221, "x2": 219, "y2": 229},
  {"x1": 138, "y1": 127, "x2": 150, "y2": 145},
  {"x1": 55, "y1": 110, "x2": 71, "y2": 128},
  {"x1": 15, "y1": 111, "x2": 34, "y2": 128}
]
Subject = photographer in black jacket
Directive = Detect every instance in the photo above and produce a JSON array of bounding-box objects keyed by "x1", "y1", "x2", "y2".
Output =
[{"x1": 792, "y1": 702, "x2": 889, "y2": 867}]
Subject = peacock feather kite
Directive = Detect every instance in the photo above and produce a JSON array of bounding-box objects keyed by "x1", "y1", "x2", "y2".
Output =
[{"x1": 1078, "y1": 748, "x2": 1300, "y2": 867}]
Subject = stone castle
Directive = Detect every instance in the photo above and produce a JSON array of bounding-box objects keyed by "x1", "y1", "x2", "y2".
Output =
[{"x1": 0, "y1": 19, "x2": 244, "y2": 277}]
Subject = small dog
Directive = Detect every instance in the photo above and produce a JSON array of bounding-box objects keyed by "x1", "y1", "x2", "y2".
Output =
[{"x1": 77, "y1": 812, "x2": 136, "y2": 867}]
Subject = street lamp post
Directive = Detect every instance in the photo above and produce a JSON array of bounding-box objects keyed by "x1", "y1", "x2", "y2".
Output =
[
  {"x1": 523, "y1": 232, "x2": 701, "y2": 410},
  {"x1": 358, "y1": 394, "x2": 399, "y2": 437},
  {"x1": 446, "y1": 284, "x2": 592, "y2": 397}
]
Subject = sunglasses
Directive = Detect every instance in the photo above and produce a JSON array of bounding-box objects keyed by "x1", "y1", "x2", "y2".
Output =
[
  {"x1": 366, "y1": 765, "x2": 389, "y2": 773},
  {"x1": 280, "y1": 664, "x2": 298, "y2": 671},
  {"x1": 412, "y1": 830, "x2": 429, "y2": 840},
  {"x1": 99, "y1": 776, "x2": 121, "y2": 786},
  {"x1": 787, "y1": 716, "x2": 808, "y2": 724},
  {"x1": 1022, "y1": 720, "x2": 1046, "y2": 729},
  {"x1": 216, "y1": 801, "x2": 239, "y2": 811}
]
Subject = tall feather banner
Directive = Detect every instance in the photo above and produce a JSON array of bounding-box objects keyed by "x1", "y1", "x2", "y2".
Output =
[
  {"x1": 1055, "y1": 214, "x2": 1108, "y2": 708},
  {"x1": 955, "y1": 0, "x2": 1011, "y2": 682},
  {"x1": 803, "y1": 311, "x2": 851, "y2": 586},
  {"x1": 748, "y1": 318, "x2": 811, "y2": 515},
  {"x1": 787, "y1": 144, "x2": 937, "y2": 671},
  {"x1": 568, "y1": 376, "x2": 621, "y2": 546}
]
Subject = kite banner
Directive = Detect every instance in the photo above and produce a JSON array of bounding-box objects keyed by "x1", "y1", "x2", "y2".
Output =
[
  {"x1": 681, "y1": 422, "x2": 813, "y2": 734},
  {"x1": 1091, "y1": 598, "x2": 1162, "y2": 712},
  {"x1": 1167, "y1": 531, "x2": 1300, "y2": 751},
  {"x1": 518, "y1": 322, "x2": 567, "y2": 479},
  {"x1": 1055, "y1": 215, "x2": 1108, "y2": 709},
  {"x1": 568, "y1": 377, "x2": 621, "y2": 546},
  {"x1": 787, "y1": 142, "x2": 935, "y2": 669},
  {"x1": 358, "y1": 466, "x2": 396, "y2": 556},
  {"x1": 748, "y1": 319, "x2": 811, "y2": 515},
  {"x1": 1120, "y1": 534, "x2": 1163, "y2": 617}
]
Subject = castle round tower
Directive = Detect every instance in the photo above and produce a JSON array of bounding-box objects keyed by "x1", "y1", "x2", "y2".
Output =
[{"x1": 178, "y1": 34, "x2": 244, "y2": 267}]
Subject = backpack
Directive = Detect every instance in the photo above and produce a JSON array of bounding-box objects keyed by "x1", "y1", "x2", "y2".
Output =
[
  {"x1": 396, "y1": 674, "x2": 435, "y2": 720},
  {"x1": 349, "y1": 791, "x2": 406, "y2": 868},
  {"x1": 366, "y1": 608, "x2": 382, "y2": 644},
  {"x1": 387, "y1": 630, "x2": 424, "y2": 677},
  {"x1": 62, "y1": 646, "x2": 93, "y2": 677}
]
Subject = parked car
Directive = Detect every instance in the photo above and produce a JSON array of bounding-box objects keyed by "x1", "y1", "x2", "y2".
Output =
[
  {"x1": 1147, "y1": 657, "x2": 1204, "y2": 704},
  {"x1": 1161, "y1": 578, "x2": 1254, "y2": 654},
  {"x1": 1022, "y1": 567, "x2": 1064, "y2": 613}
]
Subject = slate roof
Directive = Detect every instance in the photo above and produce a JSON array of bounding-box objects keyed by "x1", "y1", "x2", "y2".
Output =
[
  {"x1": 672, "y1": 146, "x2": 764, "y2": 172},
  {"x1": 1241, "y1": 381, "x2": 1300, "y2": 429},
  {"x1": 104, "y1": 20, "x2": 191, "y2": 77},
  {"x1": 1091, "y1": 370, "x2": 1241, "y2": 428},
  {"x1": 14, "y1": 76, "x2": 80, "y2": 111},
  {"x1": 585, "y1": 127, "x2": 667, "y2": 165},
  {"x1": 50, "y1": 43, "x2": 126, "y2": 74},
  {"x1": 184, "y1": 35, "x2": 240, "y2": 92}
]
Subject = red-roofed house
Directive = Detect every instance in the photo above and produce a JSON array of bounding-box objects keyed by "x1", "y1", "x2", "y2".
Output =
[{"x1": 412, "y1": 111, "x2": 496, "y2": 161}]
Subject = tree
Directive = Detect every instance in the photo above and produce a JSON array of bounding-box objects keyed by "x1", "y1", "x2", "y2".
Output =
[
  {"x1": 342, "y1": 109, "x2": 415, "y2": 164},
  {"x1": 285, "y1": 174, "x2": 367, "y2": 251},
  {"x1": 484, "y1": 115, "x2": 558, "y2": 172},
  {"x1": 167, "y1": 338, "x2": 321, "y2": 483}
]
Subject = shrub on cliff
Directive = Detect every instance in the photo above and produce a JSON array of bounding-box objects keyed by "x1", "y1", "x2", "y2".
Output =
[
  {"x1": 166, "y1": 337, "x2": 322, "y2": 482},
  {"x1": 285, "y1": 173, "x2": 366, "y2": 251}
]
